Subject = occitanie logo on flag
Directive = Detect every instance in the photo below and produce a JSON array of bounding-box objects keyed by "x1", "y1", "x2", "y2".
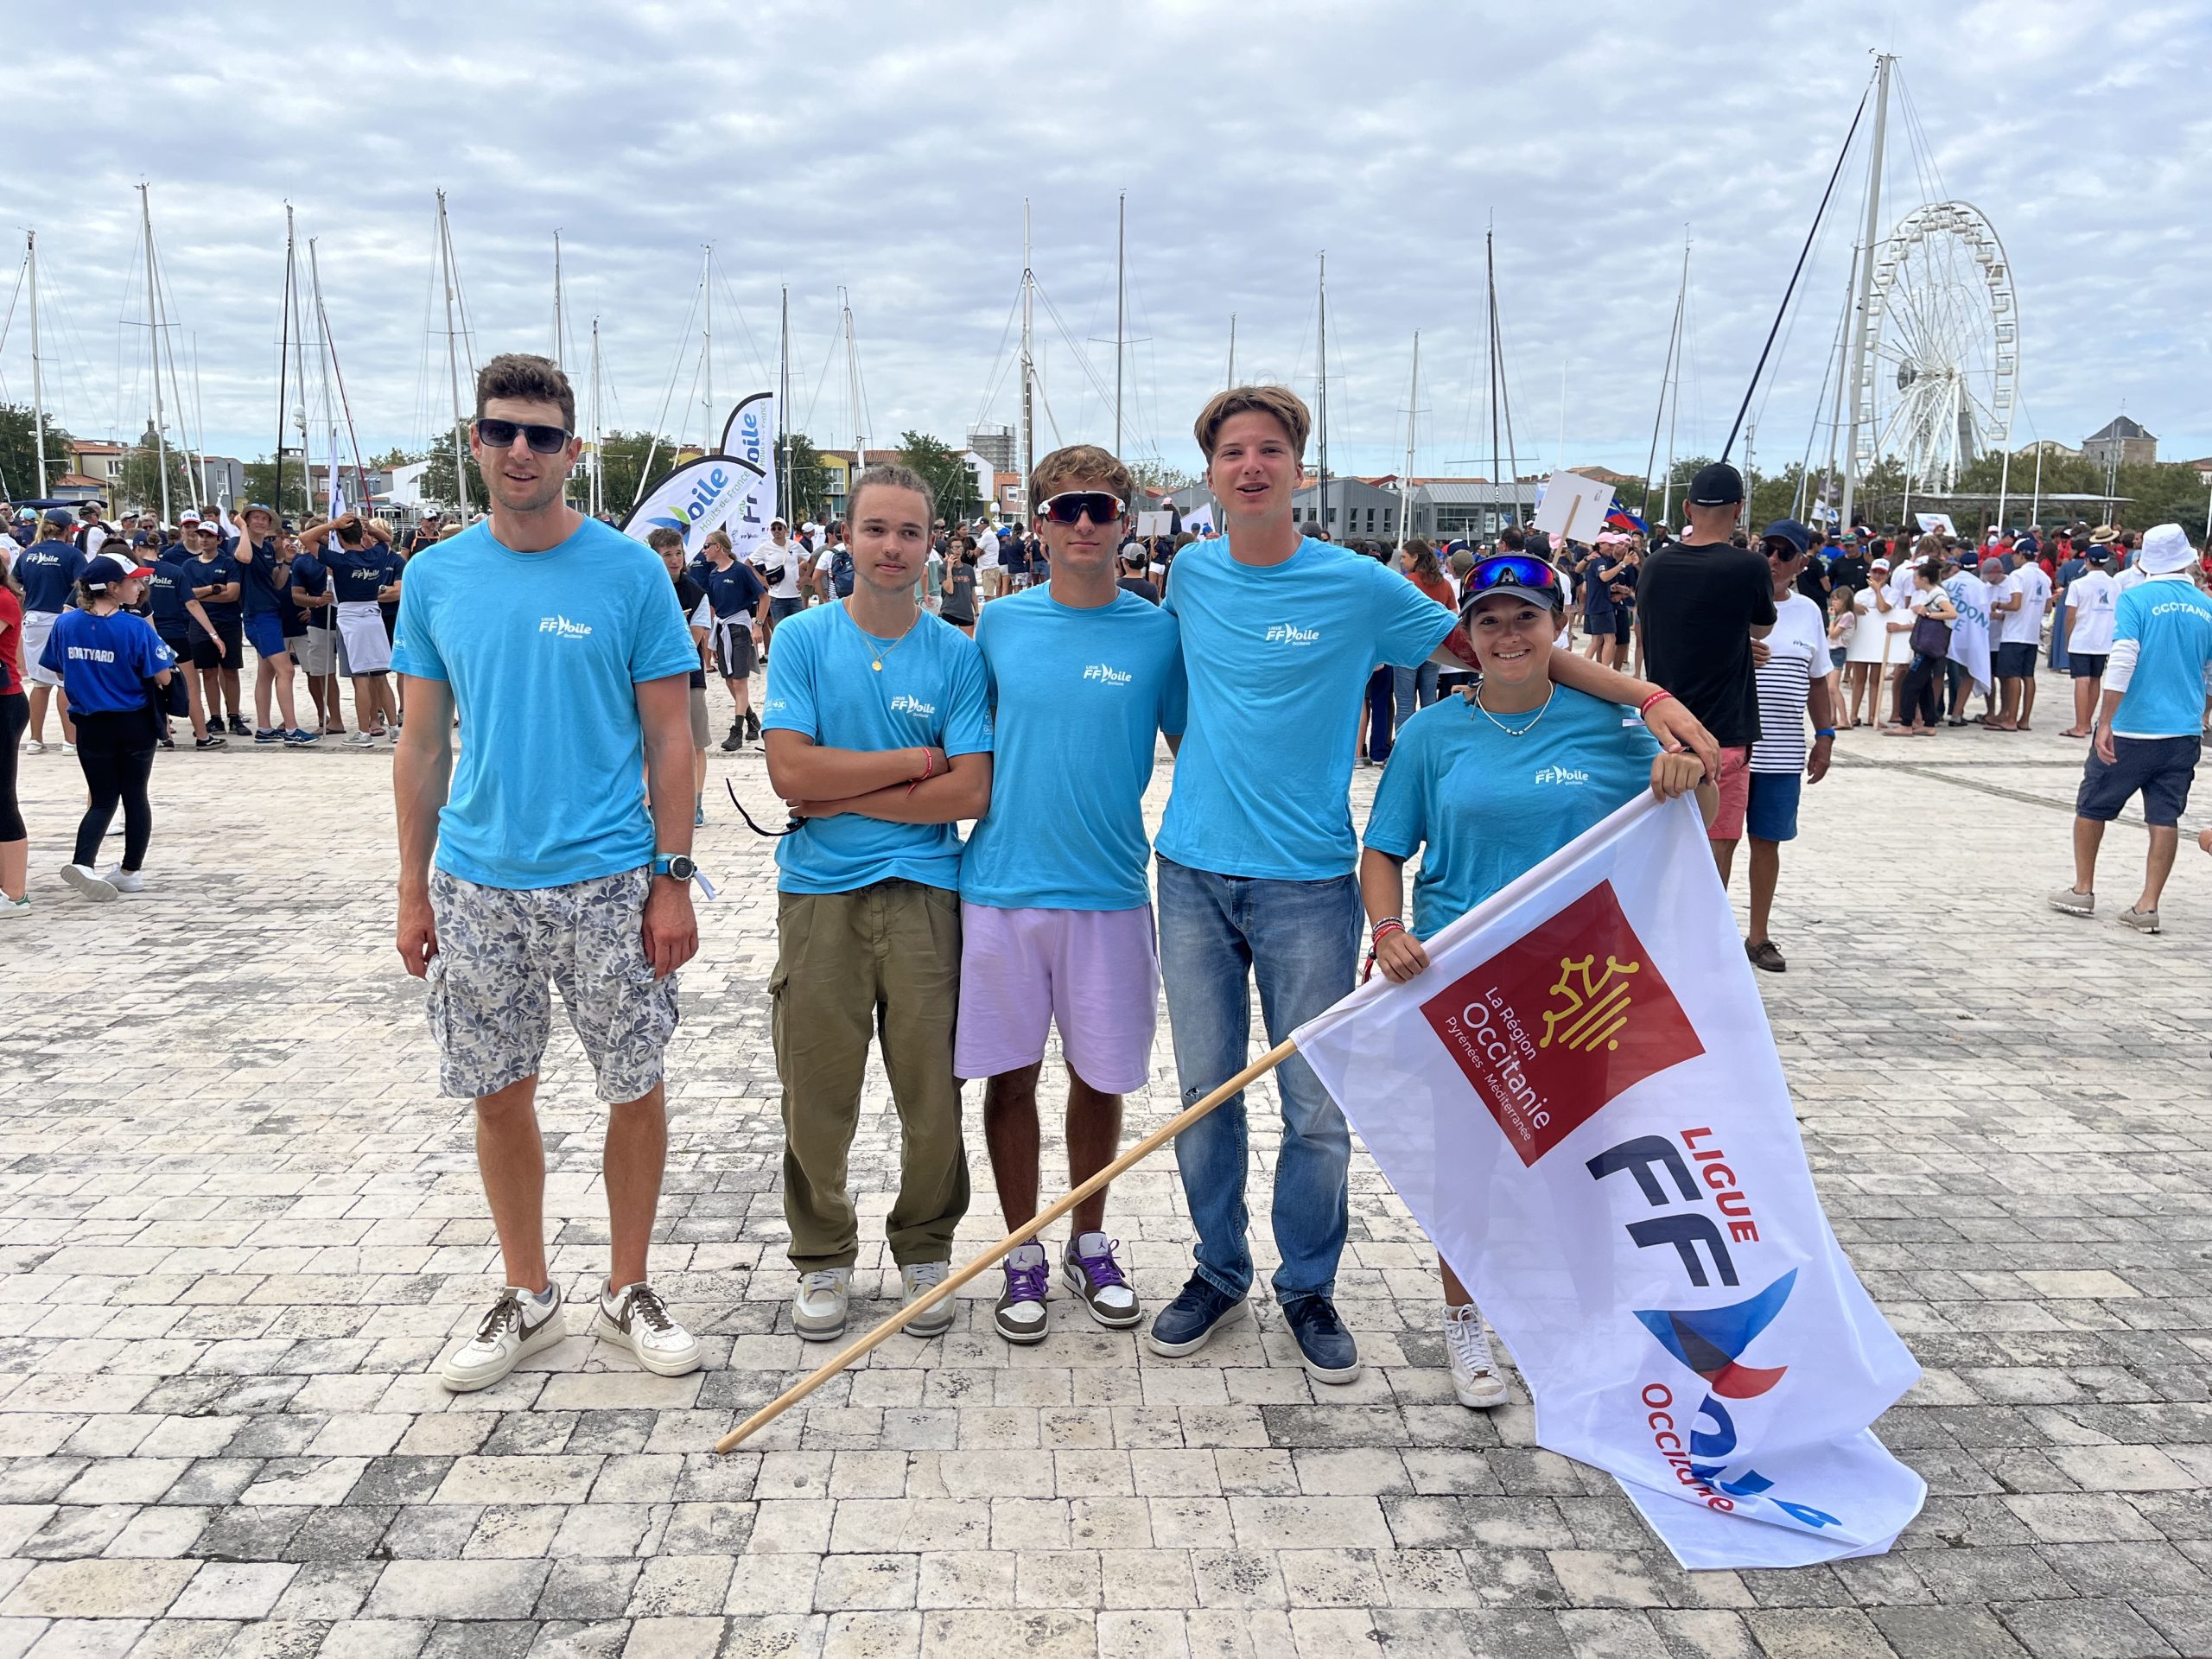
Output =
[{"x1": 1419, "y1": 881, "x2": 1704, "y2": 1166}]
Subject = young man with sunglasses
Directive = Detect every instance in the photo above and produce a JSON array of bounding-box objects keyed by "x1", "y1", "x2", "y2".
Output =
[
  {"x1": 958, "y1": 445, "x2": 1185, "y2": 1345},
  {"x1": 393, "y1": 353, "x2": 706, "y2": 1391},
  {"x1": 1148, "y1": 385, "x2": 1719, "y2": 1385},
  {"x1": 761, "y1": 462, "x2": 993, "y2": 1344}
]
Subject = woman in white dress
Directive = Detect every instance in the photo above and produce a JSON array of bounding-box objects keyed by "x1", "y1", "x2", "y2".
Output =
[{"x1": 1843, "y1": 556, "x2": 1895, "y2": 726}]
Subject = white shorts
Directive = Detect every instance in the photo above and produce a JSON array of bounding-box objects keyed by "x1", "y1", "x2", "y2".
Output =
[
  {"x1": 21, "y1": 611, "x2": 61, "y2": 688},
  {"x1": 953, "y1": 903, "x2": 1159, "y2": 1093},
  {"x1": 336, "y1": 601, "x2": 391, "y2": 675}
]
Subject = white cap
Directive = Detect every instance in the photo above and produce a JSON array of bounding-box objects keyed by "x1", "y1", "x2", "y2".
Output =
[{"x1": 2139, "y1": 523, "x2": 2196, "y2": 576}]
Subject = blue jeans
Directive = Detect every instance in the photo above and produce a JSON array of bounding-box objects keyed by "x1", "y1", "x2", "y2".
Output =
[
  {"x1": 1365, "y1": 667, "x2": 1396, "y2": 763},
  {"x1": 1393, "y1": 662, "x2": 1440, "y2": 726},
  {"x1": 1156, "y1": 855, "x2": 1361, "y2": 1303}
]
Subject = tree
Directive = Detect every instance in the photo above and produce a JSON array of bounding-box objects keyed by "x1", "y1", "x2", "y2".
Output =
[
  {"x1": 416, "y1": 424, "x2": 486, "y2": 513},
  {"x1": 370, "y1": 445, "x2": 422, "y2": 470},
  {"x1": 118, "y1": 423, "x2": 200, "y2": 518},
  {"x1": 897, "y1": 430, "x2": 977, "y2": 522},
  {"x1": 0, "y1": 402, "x2": 73, "y2": 502},
  {"x1": 241, "y1": 455, "x2": 313, "y2": 519},
  {"x1": 1130, "y1": 456, "x2": 1198, "y2": 496},
  {"x1": 780, "y1": 431, "x2": 833, "y2": 524},
  {"x1": 593, "y1": 429, "x2": 678, "y2": 518}
]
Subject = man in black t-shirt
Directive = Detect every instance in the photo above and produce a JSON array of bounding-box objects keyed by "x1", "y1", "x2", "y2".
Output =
[{"x1": 1637, "y1": 462, "x2": 1776, "y2": 861}]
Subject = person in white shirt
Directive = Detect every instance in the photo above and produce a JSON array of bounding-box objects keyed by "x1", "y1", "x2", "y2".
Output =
[
  {"x1": 752, "y1": 518, "x2": 807, "y2": 652},
  {"x1": 1977, "y1": 555, "x2": 2022, "y2": 728},
  {"x1": 1727, "y1": 522, "x2": 1835, "y2": 973},
  {"x1": 2063, "y1": 549, "x2": 2120, "y2": 738},
  {"x1": 974, "y1": 518, "x2": 1002, "y2": 601},
  {"x1": 1996, "y1": 550, "x2": 2050, "y2": 730}
]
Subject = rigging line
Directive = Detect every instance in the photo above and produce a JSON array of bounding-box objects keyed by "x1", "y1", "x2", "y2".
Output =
[
  {"x1": 711, "y1": 264, "x2": 776, "y2": 395},
  {"x1": 632, "y1": 274, "x2": 704, "y2": 499},
  {"x1": 1750, "y1": 153, "x2": 1848, "y2": 436},
  {"x1": 1030, "y1": 277, "x2": 1116, "y2": 412},
  {"x1": 0, "y1": 251, "x2": 24, "y2": 361},
  {"x1": 971, "y1": 281, "x2": 1024, "y2": 429},
  {"x1": 1719, "y1": 73, "x2": 1873, "y2": 462},
  {"x1": 798, "y1": 318, "x2": 840, "y2": 435}
]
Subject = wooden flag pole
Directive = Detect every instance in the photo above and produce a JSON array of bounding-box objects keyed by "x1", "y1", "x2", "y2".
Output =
[{"x1": 715, "y1": 1035, "x2": 1302, "y2": 1454}]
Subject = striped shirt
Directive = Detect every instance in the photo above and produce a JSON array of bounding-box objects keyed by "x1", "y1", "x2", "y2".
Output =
[{"x1": 1751, "y1": 592, "x2": 1827, "y2": 774}]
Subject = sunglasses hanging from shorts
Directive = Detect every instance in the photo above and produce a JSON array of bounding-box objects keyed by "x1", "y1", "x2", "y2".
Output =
[
  {"x1": 729, "y1": 779, "x2": 806, "y2": 836},
  {"x1": 1038, "y1": 491, "x2": 1126, "y2": 526},
  {"x1": 474, "y1": 418, "x2": 572, "y2": 454}
]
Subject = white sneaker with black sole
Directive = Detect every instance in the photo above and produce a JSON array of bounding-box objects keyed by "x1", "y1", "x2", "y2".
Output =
[
  {"x1": 595, "y1": 1281, "x2": 702, "y2": 1376},
  {"x1": 439, "y1": 1284, "x2": 566, "y2": 1392},
  {"x1": 900, "y1": 1261, "x2": 955, "y2": 1338},
  {"x1": 793, "y1": 1268, "x2": 852, "y2": 1341}
]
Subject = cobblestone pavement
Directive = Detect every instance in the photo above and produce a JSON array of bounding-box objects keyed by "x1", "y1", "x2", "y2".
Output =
[{"x1": 3, "y1": 671, "x2": 2209, "y2": 1658}]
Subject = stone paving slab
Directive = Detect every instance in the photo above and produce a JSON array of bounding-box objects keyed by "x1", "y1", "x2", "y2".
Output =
[{"x1": 2, "y1": 664, "x2": 2209, "y2": 1657}]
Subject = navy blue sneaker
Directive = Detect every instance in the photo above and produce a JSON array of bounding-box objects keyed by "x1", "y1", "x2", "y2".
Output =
[
  {"x1": 1281, "y1": 1294, "x2": 1362, "y2": 1384},
  {"x1": 253, "y1": 727, "x2": 284, "y2": 745},
  {"x1": 1145, "y1": 1274, "x2": 1247, "y2": 1357}
]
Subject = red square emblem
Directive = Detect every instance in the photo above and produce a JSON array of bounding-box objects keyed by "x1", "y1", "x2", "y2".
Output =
[{"x1": 1418, "y1": 880, "x2": 1703, "y2": 1166}]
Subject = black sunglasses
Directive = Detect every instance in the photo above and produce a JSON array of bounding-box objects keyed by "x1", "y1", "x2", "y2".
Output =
[
  {"x1": 1039, "y1": 491, "x2": 1124, "y2": 526},
  {"x1": 474, "y1": 417, "x2": 571, "y2": 455}
]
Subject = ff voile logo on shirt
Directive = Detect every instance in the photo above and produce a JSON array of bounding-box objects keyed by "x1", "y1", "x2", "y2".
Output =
[
  {"x1": 1263, "y1": 623, "x2": 1320, "y2": 646},
  {"x1": 1082, "y1": 664, "x2": 1133, "y2": 687},
  {"x1": 889, "y1": 694, "x2": 937, "y2": 718},
  {"x1": 537, "y1": 613, "x2": 594, "y2": 639}
]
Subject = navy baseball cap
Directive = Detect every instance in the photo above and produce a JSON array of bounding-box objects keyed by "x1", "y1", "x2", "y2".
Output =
[{"x1": 1760, "y1": 519, "x2": 1812, "y2": 556}]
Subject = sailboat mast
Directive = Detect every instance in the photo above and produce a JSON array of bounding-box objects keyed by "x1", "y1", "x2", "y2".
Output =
[
  {"x1": 1020, "y1": 200, "x2": 1034, "y2": 515},
  {"x1": 137, "y1": 185, "x2": 172, "y2": 524},
  {"x1": 437, "y1": 192, "x2": 470, "y2": 518},
  {"x1": 552, "y1": 231, "x2": 565, "y2": 372},
  {"x1": 1487, "y1": 230, "x2": 1502, "y2": 522},
  {"x1": 779, "y1": 284, "x2": 791, "y2": 524},
  {"x1": 1661, "y1": 239, "x2": 1688, "y2": 527},
  {"x1": 702, "y1": 245, "x2": 714, "y2": 444},
  {"x1": 276, "y1": 208, "x2": 296, "y2": 517},
  {"x1": 26, "y1": 232, "x2": 48, "y2": 498},
  {"x1": 588, "y1": 316, "x2": 603, "y2": 518},
  {"x1": 1114, "y1": 190, "x2": 1125, "y2": 461},
  {"x1": 1315, "y1": 251, "x2": 1328, "y2": 536},
  {"x1": 307, "y1": 237, "x2": 340, "y2": 513},
  {"x1": 841, "y1": 289, "x2": 861, "y2": 454},
  {"x1": 1225, "y1": 313, "x2": 1236, "y2": 387},
  {"x1": 290, "y1": 223, "x2": 313, "y2": 518},
  {"x1": 1399, "y1": 332, "x2": 1419, "y2": 554},
  {"x1": 1839, "y1": 53, "x2": 1892, "y2": 532}
]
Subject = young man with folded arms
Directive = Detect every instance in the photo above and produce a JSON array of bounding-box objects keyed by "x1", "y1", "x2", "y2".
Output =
[
  {"x1": 1149, "y1": 385, "x2": 1718, "y2": 1384},
  {"x1": 761, "y1": 462, "x2": 994, "y2": 1343}
]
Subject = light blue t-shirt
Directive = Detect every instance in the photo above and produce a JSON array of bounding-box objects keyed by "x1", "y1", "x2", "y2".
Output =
[
  {"x1": 1159, "y1": 537, "x2": 1457, "y2": 879},
  {"x1": 391, "y1": 517, "x2": 698, "y2": 890},
  {"x1": 1364, "y1": 687, "x2": 1660, "y2": 940},
  {"x1": 2112, "y1": 576, "x2": 2212, "y2": 739},
  {"x1": 760, "y1": 602, "x2": 994, "y2": 894},
  {"x1": 962, "y1": 584, "x2": 1187, "y2": 911}
]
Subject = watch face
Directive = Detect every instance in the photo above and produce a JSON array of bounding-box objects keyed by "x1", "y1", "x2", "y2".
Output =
[{"x1": 665, "y1": 856, "x2": 696, "y2": 880}]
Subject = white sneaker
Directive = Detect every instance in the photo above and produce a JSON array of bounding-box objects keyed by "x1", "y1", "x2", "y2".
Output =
[
  {"x1": 1445, "y1": 1302, "x2": 1510, "y2": 1409},
  {"x1": 100, "y1": 866, "x2": 145, "y2": 894},
  {"x1": 792, "y1": 1268, "x2": 852, "y2": 1341},
  {"x1": 58, "y1": 741, "x2": 74, "y2": 754},
  {"x1": 438, "y1": 1285, "x2": 566, "y2": 1392},
  {"x1": 596, "y1": 1281, "x2": 702, "y2": 1376},
  {"x1": 0, "y1": 897, "x2": 29, "y2": 920},
  {"x1": 20, "y1": 740, "x2": 42, "y2": 755},
  {"x1": 347, "y1": 731, "x2": 375, "y2": 747},
  {"x1": 59, "y1": 864, "x2": 117, "y2": 903},
  {"x1": 900, "y1": 1260, "x2": 955, "y2": 1338}
]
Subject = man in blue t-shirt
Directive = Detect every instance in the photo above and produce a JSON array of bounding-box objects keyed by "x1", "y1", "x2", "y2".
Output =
[
  {"x1": 393, "y1": 352, "x2": 706, "y2": 1394},
  {"x1": 181, "y1": 521, "x2": 247, "y2": 736},
  {"x1": 760, "y1": 462, "x2": 994, "y2": 1344},
  {"x1": 2053, "y1": 523, "x2": 2212, "y2": 934},
  {"x1": 286, "y1": 541, "x2": 346, "y2": 737},
  {"x1": 958, "y1": 445, "x2": 1186, "y2": 1347},
  {"x1": 1147, "y1": 385, "x2": 1719, "y2": 1385},
  {"x1": 146, "y1": 533, "x2": 219, "y2": 747},
  {"x1": 223, "y1": 503, "x2": 308, "y2": 744},
  {"x1": 16, "y1": 512, "x2": 86, "y2": 752},
  {"x1": 696, "y1": 530, "x2": 768, "y2": 750}
]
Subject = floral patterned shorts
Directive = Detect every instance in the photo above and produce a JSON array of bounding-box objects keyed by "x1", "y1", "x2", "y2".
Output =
[{"x1": 425, "y1": 867, "x2": 678, "y2": 1103}]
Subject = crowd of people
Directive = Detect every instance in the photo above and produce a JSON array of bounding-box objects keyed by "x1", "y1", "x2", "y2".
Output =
[{"x1": 5, "y1": 353, "x2": 2208, "y2": 1424}]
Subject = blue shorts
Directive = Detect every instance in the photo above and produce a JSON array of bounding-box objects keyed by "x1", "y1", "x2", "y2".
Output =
[
  {"x1": 244, "y1": 612, "x2": 291, "y2": 660},
  {"x1": 1745, "y1": 769, "x2": 1802, "y2": 842},
  {"x1": 1995, "y1": 641, "x2": 2037, "y2": 679},
  {"x1": 2069, "y1": 652, "x2": 2107, "y2": 681},
  {"x1": 2075, "y1": 735, "x2": 2200, "y2": 828}
]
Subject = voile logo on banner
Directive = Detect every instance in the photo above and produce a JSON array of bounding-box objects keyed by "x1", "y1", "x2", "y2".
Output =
[{"x1": 1418, "y1": 882, "x2": 1703, "y2": 1166}]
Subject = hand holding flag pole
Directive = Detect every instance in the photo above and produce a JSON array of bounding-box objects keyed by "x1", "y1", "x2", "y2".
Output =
[{"x1": 713, "y1": 1036, "x2": 1301, "y2": 1455}]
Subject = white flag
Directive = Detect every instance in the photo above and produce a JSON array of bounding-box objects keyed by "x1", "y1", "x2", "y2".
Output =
[
  {"x1": 620, "y1": 393, "x2": 772, "y2": 557},
  {"x1": 1942, "y1": 575, "x2": 1992, "y2": 695},
  {"x1": 1293, "y1": 793, "x2": 1924, "y2": 1570}
]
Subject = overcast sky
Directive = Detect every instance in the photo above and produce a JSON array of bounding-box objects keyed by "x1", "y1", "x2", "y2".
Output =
[{"x1": 3, "y1": 0, "x2": 2207, "y2": 494}]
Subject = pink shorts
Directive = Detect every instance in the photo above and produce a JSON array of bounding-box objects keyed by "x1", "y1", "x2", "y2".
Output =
[
  {"x1": 954, "y1": 903, "x2": 1160, "y2": 1093},
  {"x1": 1708, "y1": 746, "x2": 1751, "y2": 841}
]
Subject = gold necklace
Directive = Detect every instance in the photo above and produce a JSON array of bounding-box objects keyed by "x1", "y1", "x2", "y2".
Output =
[{"x1": 847, "y1": 600, "x2": 922, "y2": 671}]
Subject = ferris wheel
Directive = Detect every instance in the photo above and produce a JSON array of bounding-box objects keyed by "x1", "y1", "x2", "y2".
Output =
[{"x1": 1851, "y1": 200, "x2": 2018, "y2": 493}]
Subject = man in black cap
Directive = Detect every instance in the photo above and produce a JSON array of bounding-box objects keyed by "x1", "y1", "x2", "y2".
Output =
[{"x1": 1637, "y1": 462, "x2": 1775, "y2": 861}]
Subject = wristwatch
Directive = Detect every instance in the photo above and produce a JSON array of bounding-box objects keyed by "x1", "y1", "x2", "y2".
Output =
[{"x1": 652, "y1": 853, "x2": 697, "y2": 882}]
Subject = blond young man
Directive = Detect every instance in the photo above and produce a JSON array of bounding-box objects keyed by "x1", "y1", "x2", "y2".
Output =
[
  {"x1": 958, "y1": 445, "x2": 1185, "y2": 1344},
  {"x1": 1147, "y1": 385, "x2": 1719, "y2": 1383}
]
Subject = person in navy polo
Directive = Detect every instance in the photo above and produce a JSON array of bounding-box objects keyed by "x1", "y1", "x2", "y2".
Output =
[{"x1": 16, "y1": 512, "x2": 84, "y2": 753}]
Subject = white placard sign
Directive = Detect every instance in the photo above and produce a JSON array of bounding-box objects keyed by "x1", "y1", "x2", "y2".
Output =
[{"x1": 1533, "y1": 470, "x2": 1618, "y2": 545}]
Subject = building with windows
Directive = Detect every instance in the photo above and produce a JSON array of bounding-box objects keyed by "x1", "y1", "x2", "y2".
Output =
[
  {"x1": 966, "y1": 423, "x2": 1015, "y2": 474},
  {"x1": 2082, "y1": 416, "x2": 2156, "y2": 470}
]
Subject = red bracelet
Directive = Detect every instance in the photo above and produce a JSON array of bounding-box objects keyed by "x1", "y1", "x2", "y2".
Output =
[
  {"x1": 1638, "y1": 690, "x2": 1674, "y2": 716},
  {"x1": 906, "y1": 747, "x2": 938, "y2": 797},
  {"x1": 1371, "y1": 917, "x2": 1407, "y2": 941}
]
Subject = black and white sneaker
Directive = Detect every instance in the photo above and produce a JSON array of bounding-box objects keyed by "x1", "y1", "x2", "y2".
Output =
[
  {"x1": 595, "y1": 1281, "x2": 702, "y2": 1376},
  {"x1": 438, "y1": 1285, "x2": 567, "y2": 1392}
]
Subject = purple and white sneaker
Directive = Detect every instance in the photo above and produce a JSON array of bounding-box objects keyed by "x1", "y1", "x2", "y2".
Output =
[
  {"x1": 995, "y1": 1243, "x2": 1051, "y2": 1344},
  {"x1": 1061, "y1": 1233, "x2": 1141, "y2": 1329}
]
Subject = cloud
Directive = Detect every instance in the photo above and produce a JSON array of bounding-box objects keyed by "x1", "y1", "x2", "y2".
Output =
[{"x1": 3, "y1": 0, "x2": 2206, "y2": 493}]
